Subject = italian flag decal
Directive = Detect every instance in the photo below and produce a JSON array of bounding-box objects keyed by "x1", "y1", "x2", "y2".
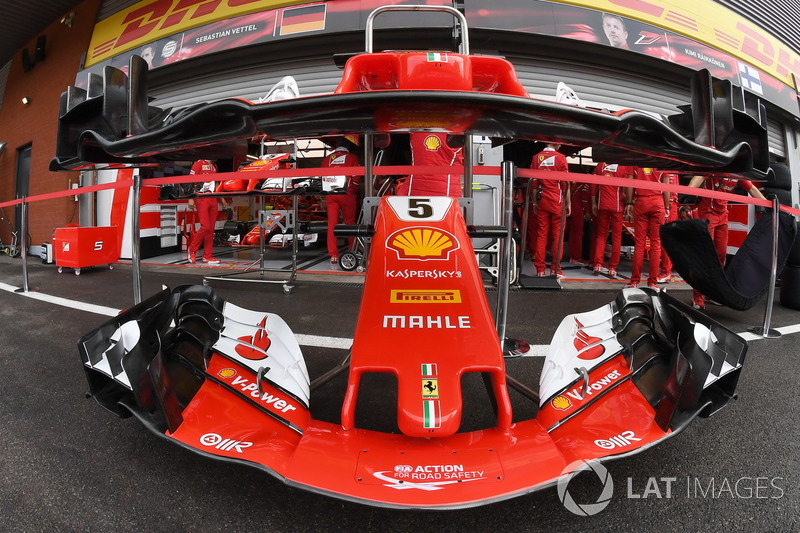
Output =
[
  {"x1": 427, "y1": 52, "x2": 446, "y2": 62},
  {"x1": 423, "y1": 400, "x2": 441, "y2": 428},
  {"x1": 421, "y1": 363, "x2": 438, "y2": 377}
]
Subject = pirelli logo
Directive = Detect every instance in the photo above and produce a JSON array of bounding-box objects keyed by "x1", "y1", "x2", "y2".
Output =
[{"x1": 390, "y1": 290, "x2": 461, "y2": 303}]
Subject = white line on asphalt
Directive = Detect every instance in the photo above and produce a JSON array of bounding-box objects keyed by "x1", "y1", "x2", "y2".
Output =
[
  {"x1": 739, "y1": 322, "x2": 800, "y2": 341},
  {"x1": 0, "y1": 281, "x2": 121, "y2": 317},
  {"x1": 295, "y1": 334, "x2": 353, "y2": 350},
  {"x1": 1, "y1": 281, "x2": 797, "y2": 351}
]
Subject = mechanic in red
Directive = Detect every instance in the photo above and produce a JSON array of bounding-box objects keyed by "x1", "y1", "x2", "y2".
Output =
[
  {"x1": 531, "y1": 143, "x2": 571, "y2": 278},
  {"x1": 187, "y1": 159, "x2": 228, "y2": 264},
  {"x1": 322, "y1": 137, "x2": 361, "y2": 264},
  {"x1": 624, "y1": 167, "x2": 670, "y2": 288},
  {"x1": 657, "y1": 170, "x2": 681, "y2": 283},
  {"x1": 568, "y1": 179, "x2": 593, "y2": 265},
  {"x1": 591, "y1": 162, "x2": 633, "y2": 277},
  {"x1": 686, "y1": 174, "x2": 766, "y2": 309},
  {"x1": 396, "y1": 132, "x2": 463, "y2": 197}
]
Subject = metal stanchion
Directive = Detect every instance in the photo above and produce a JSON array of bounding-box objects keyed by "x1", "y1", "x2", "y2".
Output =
[
  {"x1": 259, "y1": 208, "x2": 266, "y2": 274},
  {"x1": 362, "y1": 134, "x2": 374, "y2": 266},
  {"x1": 496, "y1": 161, "x2": 529, "y2": 356},
  {"x1": 495, "y1": 162, "x2": 513, "y2": 342},
  {"x1": 514, "y1": 179, "x2": 533, "y2": 287},
  {"x1": 364, "y1": 134, "x2": 374, "y2": 197},
  {"x1": 748, "y1": 195, "x2": 782, "y2": 338},
  {"x1": 554, "y1": 194, "x2": 568, "y2": 282},
  {"x1": 131, "y1": 171, "x2": 143, "y2": 305},
  {"x1": 284, "y1": 193, "x2": 299, "y2": 294},
  {"x1": 14, "y1": 197, "x2": 36, "y2": 293},
  {"x1": 463, "y1": 136, "x2": 473, "y2": 199}
]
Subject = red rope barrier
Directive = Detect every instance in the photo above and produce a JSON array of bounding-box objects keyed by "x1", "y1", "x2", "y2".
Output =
[{"x1": 3, "y1": 165, "x2": 797, "y2": 217}]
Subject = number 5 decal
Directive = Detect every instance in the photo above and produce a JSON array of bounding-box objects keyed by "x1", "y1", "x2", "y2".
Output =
[
  {"x1": 408, "y1": 199, "x2": 433, "y2": 218},
  {"x1": 387, "y1": 197, "x2": 453, "y2": 222}
]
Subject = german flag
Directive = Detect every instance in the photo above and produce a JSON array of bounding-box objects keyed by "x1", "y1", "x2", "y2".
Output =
[{"x1": 279, "y1": 4, "x2": 326, "y2": 36}]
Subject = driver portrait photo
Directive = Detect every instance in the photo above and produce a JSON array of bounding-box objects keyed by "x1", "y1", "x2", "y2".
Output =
[{"x1": 602, "y1": 12, "x2": 630, "y2": 49}]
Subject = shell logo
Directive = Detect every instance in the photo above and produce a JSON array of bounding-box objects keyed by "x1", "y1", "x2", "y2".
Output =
[
  {"x1": 218, "y1": 368, "x2": 237, "y2": 379},
  {"x1": 423, "y1": 135, "x2": 442, "y2": 151},
  {"x1": 388, "y1": 228, "x2": 458, "y2": 260},
  {"x1": 552, "y1": 396, "x2": 572, "y2": 410}
]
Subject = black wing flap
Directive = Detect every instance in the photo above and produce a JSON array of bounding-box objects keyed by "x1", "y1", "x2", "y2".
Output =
[{"x1": 50, "y1": 56, "x2": 769, "y2": 178}]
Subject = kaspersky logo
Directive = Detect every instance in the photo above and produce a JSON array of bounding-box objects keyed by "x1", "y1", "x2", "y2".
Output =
[{"x1": 387, "y1": 228, "x2": 459, "y2": 261}]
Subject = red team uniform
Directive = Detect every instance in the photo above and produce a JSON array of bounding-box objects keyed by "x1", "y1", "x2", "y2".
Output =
[
  {"x1": 626, "y1": 168, "x2": 669, "y2": 287},
  {"x1": 396, "y1": 132, "x2": 463, "y2": 197},
  {"x1": 658, "y1": 171, "x2": 680, "y2": 282},
  {"x1": 591, "y1": 163, "x2": 631, "y2": 276},
  {"x1": 531, "y1": 146, "x2": 570, "y2": 277},
  {"x1": 322, "y1": 145, "x2": 361, "y2": 262},
  {"x1": 188, "y1": 160, "x2": 224, "y2": 264},
  {"x1": 697, "y1": 177, "x2": 757, "y2": 263},
  {"x1": 568, "y1": 181, "x2": 592, "y2": 263},
  {"x1": 691, "y1": 176, "x2": 758, "y2": 307}
]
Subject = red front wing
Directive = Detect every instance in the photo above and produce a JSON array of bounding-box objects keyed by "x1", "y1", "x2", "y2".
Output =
[{"x1": 79, "y1": 197, "x2": 745, "y2": 509}]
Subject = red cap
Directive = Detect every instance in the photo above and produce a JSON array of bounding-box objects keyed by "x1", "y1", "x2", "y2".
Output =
[{"x1": 191, "y1": 160, "x2": 216, "y2": 175}]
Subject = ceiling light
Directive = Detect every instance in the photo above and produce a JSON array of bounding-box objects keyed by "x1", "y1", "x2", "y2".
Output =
[{"x1": 61, "y1": 12, "x2": 75, "y2": 28}]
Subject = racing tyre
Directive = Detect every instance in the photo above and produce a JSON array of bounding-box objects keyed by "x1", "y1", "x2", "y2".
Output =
[
  {"x1": 761, "y1": 187, "x2": 792, "y2": 206},
  {"x1": 769, "y1": 162, "x2": 792, "y2": 190},
  {"x1": 780, "y1": 265, "x2": 800, "y2": 310},
  {"x1": 338, "y1": 251, "x2": 359, "y2": 271},
  {"x1": 788, "y1": 233, "x2": 800, "y2": 267}
]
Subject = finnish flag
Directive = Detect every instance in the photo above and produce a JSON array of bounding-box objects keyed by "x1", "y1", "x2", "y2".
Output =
[{"x1": 738, "y1": 62, "x2": 763, "y2": 95}]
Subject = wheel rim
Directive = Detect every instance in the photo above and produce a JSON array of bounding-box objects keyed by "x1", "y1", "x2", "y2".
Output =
[{"x1": 339, "y1": 253, "x2": 357, "y2": 270}]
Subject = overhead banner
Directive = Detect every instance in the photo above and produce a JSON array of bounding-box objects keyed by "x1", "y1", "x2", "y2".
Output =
[
  {"x1": 550, "y1": 0, "x2": 800, "y2": 91},
  {"x1": 88, "y1": 0, "x2": 800, "y2": 92},
  {"x1": 87, "y1": 0, "x2": 306, "y2": 66},
  {"x1": 467, "y1": 0, "x2": 799, "y2": 114},
  {"x1": 78, "y1": 0, "x2": 451, "y2": 77},
  {"x1": 81, "y1": 0, "x2": 799, "y2": 115}
]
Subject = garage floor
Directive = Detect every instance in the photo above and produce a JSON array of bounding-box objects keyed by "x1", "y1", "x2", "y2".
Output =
[{"x1": 2, "y1": 250, "x2": 796, "y2": 531}]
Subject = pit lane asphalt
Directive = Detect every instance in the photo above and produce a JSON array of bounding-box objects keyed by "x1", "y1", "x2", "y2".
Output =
[{"x1": 0, "y1": 256, "x2": 797, "y2": 533}]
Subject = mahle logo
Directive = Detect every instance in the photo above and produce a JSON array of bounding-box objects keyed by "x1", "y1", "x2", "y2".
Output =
[{"x1": 557, "y1": 460, "x2": 614, "y2": 516}]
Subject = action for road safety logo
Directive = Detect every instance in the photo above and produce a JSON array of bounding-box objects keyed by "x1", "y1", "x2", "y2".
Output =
[{"x1": 372, "y1": 463, "x2": 486, "y2": 491}]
